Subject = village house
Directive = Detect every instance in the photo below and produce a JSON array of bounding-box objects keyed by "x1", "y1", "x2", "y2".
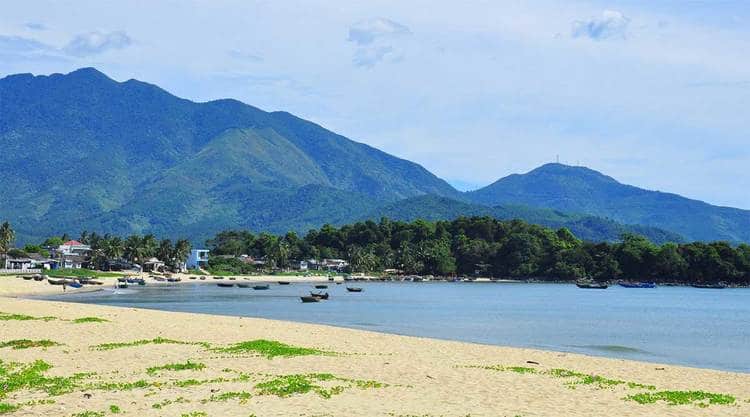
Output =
[{"x1": 186, "y1": 249, "x2": 209, "y2": 269}]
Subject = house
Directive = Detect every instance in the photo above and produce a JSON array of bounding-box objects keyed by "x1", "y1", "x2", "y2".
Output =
[
  {"x1": 186, "y1": 249, "x2": 209, "y2": 269},
  {"x1": 321, "y1": 258, "x2": 348, "y2": 271},
  {"x1": 143, "y1": 257, "x2": 166, "y2": 272},
  {"x1": 4, "y1": 258, "x2": 34, "y2": 271},
  {"x1": 61, "y1": 255, "x2": 87, "y2": 269},
  {"x1": 56, "y1": 240, "x2": 92, "y2": 257}
]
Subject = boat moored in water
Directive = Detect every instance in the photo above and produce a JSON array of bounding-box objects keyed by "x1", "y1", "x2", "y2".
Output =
[
  {"x1": 300, "y1": 296, "x2": 320, "y2": 303},
  {"x1": 346, "y1": 287, "x2": 363, "y2": 292},
  {"x1": 253, "y1": 284, "x2": 270, "y2": 290},
  {"x1": 576, "y1": 281, "x2": 608, "y2": 289},
  {"x1": 618, "y1": 281, "x2": 656, "y2": 288},
  {"x1": 691, "y1": 282, "x2": 727, "y2": 289},
  {"x1": 217, "y1": 282, "x2": 234, "y2": 288},
  {"x1": 310, "y1": 292, "x2": 329, "y2": 300}
]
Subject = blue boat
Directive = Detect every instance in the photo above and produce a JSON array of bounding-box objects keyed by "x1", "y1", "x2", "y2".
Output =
[{"x1": 618, "y1": 281, "x2": 656, "y2": 288}]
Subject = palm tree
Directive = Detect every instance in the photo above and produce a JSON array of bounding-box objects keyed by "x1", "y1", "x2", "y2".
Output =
[
  {"x1": 173, "y1": 239, "x2": 191, "y2": 272},
  {"x1": 157, "y1": 239, "x2": 174, "y2": 267},
  {"x1": 124, "y1": 235, "x2": 144, "y2": 269},
  {"x1": 0, "y1": 221, "x2": 15, "y2": 268}
]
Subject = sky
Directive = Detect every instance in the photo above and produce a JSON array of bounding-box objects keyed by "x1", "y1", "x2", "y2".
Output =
[{"x1": 1, "y1": 0, "x2": 749, "y2": 208}]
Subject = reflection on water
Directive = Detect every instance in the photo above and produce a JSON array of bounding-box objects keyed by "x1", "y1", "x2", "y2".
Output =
[{"x1": 40, "y1": 281, "x2": 750, "y2": 373}]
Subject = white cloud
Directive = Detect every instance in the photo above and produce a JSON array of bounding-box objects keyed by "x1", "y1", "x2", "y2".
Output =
[
  {"x1": 348, "y1": 17, "x2": 410, "y2": 45},
  {"x1": 572, "y1": 10, "x2": 630, "y2": 40},
  {"x1": 24, "y1": 22, "x2": 47, "y2": 31},
  {"x1": 63, "y1": 30, "x2": 132, "y2": 56},
  {"x1": 348, "y1": 18, "x2": 410, "y2": 67}
]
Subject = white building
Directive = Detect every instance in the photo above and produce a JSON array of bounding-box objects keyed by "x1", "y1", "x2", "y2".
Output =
[
  {"x1": 56, "y1": 240, "x2": 92, "y2": 256},
  {"x1": 186, "y1": 249, "x2": 209, "y2": 269}
]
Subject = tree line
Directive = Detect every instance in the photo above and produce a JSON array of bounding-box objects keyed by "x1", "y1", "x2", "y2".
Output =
[
  {"x1": 206, "y1": 217, "x2": 750, "y2": 285},
  {"x1": 3, "y1": 217, "x2": 750, "y2": 284}
]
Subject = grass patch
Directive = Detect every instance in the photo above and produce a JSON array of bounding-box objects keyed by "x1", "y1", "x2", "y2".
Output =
[
  {"x1": 147, "y1": 361, "x2": 205, "y2": 376},
  {"x1": 109, "y1": 404, "x2": 121, "y2": 414},
  {"x1": 201, "y1": 391, "x2": 253, "y2": 404},
  {"x1": 71, "y1": 412, "x2": 104, "y2": 417},
  {"x1": 46, "y1": 268, "x2": 120, "y2": 278},
  {"x1": 152, "y1": 396, "x2": 190, "y2": 409},
  {"x1": 91, "y1": 337, "x2": 209, "y2": 351},
  {"x1": 0, "y1": 339, "x2": 60, "y2": 350},
  {"x1": 0, "y1": 403, "x2": 19, "y2": 414},
  {"x1": 626, "y1": 391, "x2": 736, "y2": 407},
  {"x1": 0, "y1": 359, "x2": 92, "y2": 399},
  {"x1": 0, "y1": 312, "x2": 56, "y2": 321},
  {"x1": 180, "y1": 412, "x2": 207, "y2": 417},
  {"x1": 88, "y1": 379, "x2": 154, "y2": 391},
  {"x1": 216, "y1": 339, "x2": 330, "y2": 358},
  {"x1": 73, "y1": 317, "x2": 109, "y2": 324},
  {"x1": 254, "y1": 373, "x2": 385, "y2": 399}
]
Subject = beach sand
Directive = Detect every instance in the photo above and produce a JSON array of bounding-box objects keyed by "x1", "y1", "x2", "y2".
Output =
[{"x1": 1, "y1": 277, "x2": 748, "y2": 416}]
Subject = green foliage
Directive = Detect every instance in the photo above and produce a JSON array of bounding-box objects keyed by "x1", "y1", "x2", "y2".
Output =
[
  {"x1": 151, "y1": 396, "x2": 190, "y2": 409},
  {"x1": 626, "y1": 391, "x2": 736, "y2": 407},
  {"x1": 0, "y1": 359, "x2": 90, "y2": 399},
  {"x1": 0, "y1": 312, "x2": 56, "y2": 321},
  {"x1": 254, "y1": 373, "x2": 385, "y2": 399},
  {"x1": 0, "y1": 339, "x2": 60, "y2": 350},
  {"x1": 108, "y1": 405, "x2": 121, "y2": 414},
  {"x1": 73, "y1": 317, "x2": 109, "y2": 324},
  {"x1": 207, "y1": 256, "x2": 255, "y2": 275},
  {"x1": 146, "y1": 361, "x2": 205, "y2": 376},
  {"x1": 91, "y1": 337, "x2": 208, "y2": 351},
  {"x1": 0, "y1": 403, "x2": 19, "y2": 414},
  {"x1": 71, "y1": 412, "x2": 104, "y2": 417},
  {"x1": 46, "y1": 269, "x2": 121, "y2": 278},
  {"x1": 216, "y1": 339, "x2": 329, "y2": 358},
  {"x1": 201, "y1": 391, "x2": 252, "y2": 404},
  {"x1": 180, "y1": 412, "x2": 207, "y2": 417}
]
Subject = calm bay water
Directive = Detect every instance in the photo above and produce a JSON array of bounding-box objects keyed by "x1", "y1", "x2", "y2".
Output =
[{"x1": 42, "y1": 282, "x2": 750, "y2": 372}]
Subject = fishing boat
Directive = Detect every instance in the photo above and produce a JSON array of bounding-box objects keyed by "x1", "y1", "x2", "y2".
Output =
[
  {"x1": 22, "y1": 275, "x2": 33, "y2": 281},
  {"x1": 618, "y1": 281, "x2": 656, "y2": 288},
  {"x1": 117, "y1": 277, "x2": 128, "y2": 282},
  {"x1": 68, "y1": 282, "x2": 83, "y2": 289},
  {"x1": 117, "y1": 283, "x2": 128, "y2": 289},
  {"x1": 277, "y1": 281, "x2": 290, "y2": 285},
  {"x1": 300, "y1": 296, "x2": 320, "y2": 303},
  {"x1": 691, "y1": 282, "x2": 727, "y2": 289},
  {"x1": 189, "y1": 276, "x2": 197, "y2": 280},
  {"x1": 217, "y1": 282, "x2": 234, "y2": 288},
  {"x1": 228, "y1": 277, "x2": 236, "y2": 281},
  {"x1": 253, "y1": 284, "x2": 270, "y2": 290},
  {"x1": 576, "y1": 281, "x2": 608, "y2": 289},
  {"x1": 199, "y1": 276, "x2": 206, "y2": 280},
  {"x1": 166, "y1": 277, "x2": 181, "y2": 283},
  {"x1": 314, "y1": 284, "x2": 328, "y2": 289},
  {"x1": 47, "y1": 278, "x2": 69, "y2": 286},
  {"x1": 136, "y1": 278, "x2": 146, "y2": 286},
  {"x1": 88, "y1": 280, "x2": 104, "y2": 285},
  {"x1": 310, "y1": 292, "x2": 329, "y2": 300},
  {"x1": 346, "y1": 287, "x2": 363, "y2": 292},
  {"x1": 33, "y1": 274, "x2": 45, "y2": 281},
  {"x1": 236, "y1": 283, "x2": 250, "y2": 288},
  {"x1": 152, "y1": 276, "x2": 166, "y2": 282}
]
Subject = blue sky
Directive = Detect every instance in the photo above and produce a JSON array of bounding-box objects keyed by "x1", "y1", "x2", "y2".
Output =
[{"x1": 1, "y1": 0, "x2": 749, "y2": 207}]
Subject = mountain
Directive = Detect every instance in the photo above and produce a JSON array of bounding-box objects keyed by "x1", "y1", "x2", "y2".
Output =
[
  {"x1": 0, "y1": 68, "x2": 458, "y2": 242},
  {"x1": 467, "y1": 163, "x2": 750, "y2": 242},
  {"x1": 361, "y1": 195, "x2": 683, "y2": 244}
]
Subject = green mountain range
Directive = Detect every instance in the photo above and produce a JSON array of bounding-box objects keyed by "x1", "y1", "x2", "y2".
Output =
[
  {"x1": 467, "y1": 163, "x2": 750, "y2": 242},
  {"x1": 0, "y1": 68, "x2": 745, "y2": 244}
]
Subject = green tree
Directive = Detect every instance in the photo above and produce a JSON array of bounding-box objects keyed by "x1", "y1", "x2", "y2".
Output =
[{"x1": 0, "y1": 221, "x2": 15, "y2": 266}]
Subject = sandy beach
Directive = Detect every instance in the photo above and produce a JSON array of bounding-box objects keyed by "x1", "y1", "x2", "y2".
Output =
[{"x1": 1, "y1": 277, "x2": 749, "y2": 417}]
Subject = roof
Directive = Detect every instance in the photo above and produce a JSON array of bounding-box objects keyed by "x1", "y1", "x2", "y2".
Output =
[{"x1": 62, "y1": 240, "x2": 84, "y2": 246}]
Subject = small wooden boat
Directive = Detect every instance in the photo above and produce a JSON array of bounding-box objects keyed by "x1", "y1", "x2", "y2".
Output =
[
  {"x1": 328, "y1": 277, "x2": 335, "y2": 281},
  {"x1": 152, "y1": 276, "x2": 166, "y2": 282},
  {"x1": 126, "y1": 278, "x2": 139, "y2": 284},
  {"x1": 228, "y1": 277, "x2": 236, "y2": 281},
  {"x1": 346, "y1": 287, "x2": 363, "y2": 292},
  {"x1": 68, "y1": 282, "x2": 83, "y2": 289},
  {"x1": 213, "y1": 276, "x2": 224, "y2": 280},
  {"x1": 277, "y1": 281, "x2": 291, "y2": 285},
  {"x1": 117, "y1": 277, "x2": 127, "y2": 282},
  {"x1": 314, "y1": 284, "x2": 328, "y2": 289},
  {"x1": 253, "y1": 285, "x2": 270, "y2": 290},
  {"x1": 619, "y1": 281, "x2": 656, "y2": 288},
  {"x1": 166, "y1": 277, "x2": 181, "y2": 283},
  {"x1": 691, "y1": 283, "x2": 727, "y2": 289},
  {"x1": 136, "y1": 279, "x2": 146, "y2": 286},
  {"x1": 117, "y1": 283, "x2": 128, "y2": 289},
  {"x1": 88, "y1": 280, "x2": 104, "y2": 285},
  {"x1": 576, "y1": 281, "x2": 608, "y2": 289},
  {"x1": 217, "y1": 283, "x2": 235, "y2": 288},
  {"x1": 22, "y1": 275, "x2": 33, "y2": 281},
  {"x1": 33, "y1": 274, "x2": 45, "y2": 281},
  {"x1": 199, "y1": 276, "x2": 206, "y2": 280},
  {"x1": 310, "y1": 292, "x2": 329, "y2": 300},
  {"x1": 47, "y1": 278, "x2": 69, "y2": 286},
  {"x1": 189, "y1": 276, "x2": 197, "y2": 280},
  {"x1": 300, "y1": 296, "x2": 320, "y2": 303},
  {"x1": 236, "y1": 283, "x2": 250, "y2": 288}
]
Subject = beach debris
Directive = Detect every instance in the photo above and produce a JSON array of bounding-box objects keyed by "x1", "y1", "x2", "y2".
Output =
[
  {"x1": 526, "y1": 361, "x2": 540, "y2": 365},
  {"x1": 83, "y1": 393, "x2": 92, "y2": 399}
]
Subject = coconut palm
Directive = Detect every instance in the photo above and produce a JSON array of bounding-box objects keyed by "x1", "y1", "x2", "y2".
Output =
[
  {"x1": 157, "y1": 239, "x2": 174, "y2": 266},
  {"x1": 173, "y1": 239, "x2": 191, "y2": 271},
  {"x1": 0, "y1": 221, "x2": 15, "y2": 267}
]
